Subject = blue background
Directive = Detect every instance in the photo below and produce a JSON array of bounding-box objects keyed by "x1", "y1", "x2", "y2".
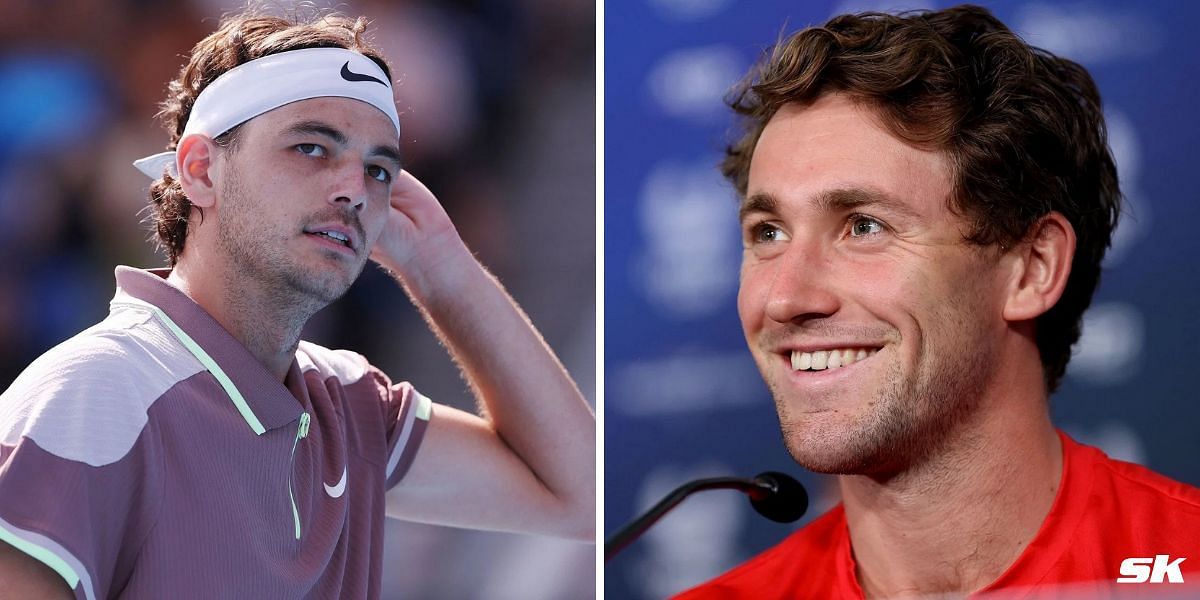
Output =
[{"x1": 604, "y1": 1, "x2": 1200, "y2": 598}]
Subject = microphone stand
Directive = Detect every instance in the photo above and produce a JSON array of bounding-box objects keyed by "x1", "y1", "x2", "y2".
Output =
[{"x1": 605, "y1": 473, "x2": 806, "y2": 562}]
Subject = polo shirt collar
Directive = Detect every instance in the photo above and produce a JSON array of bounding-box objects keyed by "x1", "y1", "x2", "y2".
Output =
[{"x1": 111, "y1": 266, "x2": 305, "y2": 434}]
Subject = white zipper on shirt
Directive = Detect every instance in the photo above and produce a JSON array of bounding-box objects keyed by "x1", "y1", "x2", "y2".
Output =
[{"x1": 289, "y1": 412, "x2": 311, "y2": 540}]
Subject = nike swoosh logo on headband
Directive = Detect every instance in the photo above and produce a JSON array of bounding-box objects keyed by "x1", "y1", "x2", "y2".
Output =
[{"x1": 340, "y1": 62, "x2": 388, "y2": 87}]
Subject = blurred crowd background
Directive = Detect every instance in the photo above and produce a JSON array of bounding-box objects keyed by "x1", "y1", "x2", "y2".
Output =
[
  {"x1": 0, "y1": 0, "x2": 595, "y2": 598},
  {"x1": 606, "y1": 0, "x2": 1200, "y2": 598}
]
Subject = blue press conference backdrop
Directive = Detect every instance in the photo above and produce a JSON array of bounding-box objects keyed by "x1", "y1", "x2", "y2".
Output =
[{"x1": 604, "y1": 1, "x2": 1200, "y2": 598}]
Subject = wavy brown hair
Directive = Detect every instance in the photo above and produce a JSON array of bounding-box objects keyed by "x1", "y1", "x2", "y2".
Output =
[
  {"x1": 147, "y1": 10, "x2": 391, "y2": 266},
  {"x1": 724, "y1": 4, "x2": 1120, "y2": 392}
]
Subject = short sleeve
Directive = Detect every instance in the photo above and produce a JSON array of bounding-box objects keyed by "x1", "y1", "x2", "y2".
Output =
[
  {"x1": 366, "y1": 367, "x2": 432, "y2": 490},
  {"x1": 0, "y1": 334, "x2": 166, "y2": 600},
  {"x1": 0, "y1": 428, "x2": 160, "y2": 600}
]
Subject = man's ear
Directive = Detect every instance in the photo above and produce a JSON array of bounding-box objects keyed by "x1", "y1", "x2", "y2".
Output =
[
  {"x1": 1003, "y1": 211, "x2": 1076, "y2": 322},
  {"x1": 176, "y1": 135, "x2": 220, "y2": 209}
]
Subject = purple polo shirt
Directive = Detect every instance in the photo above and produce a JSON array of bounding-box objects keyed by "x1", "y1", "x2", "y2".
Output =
[{"x1": 0, "y1": 266, "x2": 431, "y2": 599}]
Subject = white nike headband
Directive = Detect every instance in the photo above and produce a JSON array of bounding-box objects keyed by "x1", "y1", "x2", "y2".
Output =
[{"x1": 133, "y1": 47, "x2": 400, "y2": 179}]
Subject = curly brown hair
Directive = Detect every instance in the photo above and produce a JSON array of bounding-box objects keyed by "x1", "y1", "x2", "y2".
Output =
[
  {"x1": 147, "y1": 10, "x2": 392, "y2": 266},
  {"x1": 723, "y1": 4, "x2": 1120, "y2": 392}
]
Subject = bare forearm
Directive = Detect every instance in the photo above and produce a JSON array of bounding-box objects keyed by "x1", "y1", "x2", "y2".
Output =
[{"x1": 389, "y1": 244, "x2": 596, "y2": 520}]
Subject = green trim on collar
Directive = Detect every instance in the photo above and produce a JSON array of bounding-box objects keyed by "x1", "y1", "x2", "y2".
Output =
[{"x1": 118, "y1": 299, "x2": 266, "y2": 435}]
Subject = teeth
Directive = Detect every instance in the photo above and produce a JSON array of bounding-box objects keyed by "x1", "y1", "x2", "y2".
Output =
[
  {"x1": 811, "y1": 351, "x2": 828, "y2": 370},
  {"x1": 790, "y1": 351, "x2": 811, "y2": 370},
  {"x1": 315, "y1": 231, "x2": 350, "y2": 247},
  {"x1": 790, "y1": 347, "x2": 881, "y2": 371}
]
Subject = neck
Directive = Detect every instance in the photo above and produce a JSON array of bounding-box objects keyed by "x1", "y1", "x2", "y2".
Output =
[
  {"x1": 841, "y1": 362, "x2": 1062, "y2": 598},
  {"x1": 167, "y1": 254, "x2": 317, "y2": 381}
]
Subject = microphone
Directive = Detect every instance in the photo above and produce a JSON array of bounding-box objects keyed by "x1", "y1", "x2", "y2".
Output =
[{"x1": 605, "y1": 471, "x2": 808, "y2": 562}]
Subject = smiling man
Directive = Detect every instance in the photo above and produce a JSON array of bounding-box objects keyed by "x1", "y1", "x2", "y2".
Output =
[
  {"x1": 676, "y1": 5, "x2": 1200, "y2": 599},
  {"x1": 0, "y1": 10, "x2": 594, "y2": 600}
]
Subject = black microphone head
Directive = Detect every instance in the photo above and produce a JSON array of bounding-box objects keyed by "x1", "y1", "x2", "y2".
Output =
[{"x1": 750, "y1": 471, "x2": 809, "y2": 523}]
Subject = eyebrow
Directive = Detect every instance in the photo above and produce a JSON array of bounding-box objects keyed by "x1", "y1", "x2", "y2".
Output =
[
  {"x1": 284, "y1": 120, "x2": 403, "y2": 170},
  {"x1": 739, "y1": 192, "x2": 779, "y2": 223},
  {"x1": 739, "y1": 186, "x2": 921, "y2": 223},
  {"x1": 817, "y1": 187, "x2": 922, "y2": 221}
]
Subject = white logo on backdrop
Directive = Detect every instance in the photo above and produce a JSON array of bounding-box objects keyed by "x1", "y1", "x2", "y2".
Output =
[
  {"x1": 631, "y1": 463, "x2": 747, "y2": 599},
  {"x1": 646, "y1": 46, "x2": 743, "y2": 120},
  {"x1": 612, "y1": 351, "x2": 764, "y2": 416},
  {"x1": 635, "y1": 160, "x2": 740, "y2": 320},
  {"x1": 1103, "y1": 109, "x2": 1149, "y2": 266},
  {"x1": 1016, "y1": 3, "x2": 1164, "y2": 62},
  {"x1": 1070, "y1": 302, "x2": 1145, "y2": 385}
]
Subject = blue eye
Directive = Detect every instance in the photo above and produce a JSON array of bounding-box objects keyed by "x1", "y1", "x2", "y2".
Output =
[
  {"x1": 296, "y1": 143, "x2": 326, "y2": 157},
  {"x1": 366, "y1": 165, "x2": 391, "y2": 183},
  {"x1": 849, "y1": 216, "x2": 884, "y2": 237}
]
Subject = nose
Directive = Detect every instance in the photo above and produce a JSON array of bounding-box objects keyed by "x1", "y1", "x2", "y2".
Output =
[
  {"x1": 328, "y1": 157, "x2": 368, "y2": 211},
  {"x1": 763, "y1": 241, "x2": 841, "y2": 324}
]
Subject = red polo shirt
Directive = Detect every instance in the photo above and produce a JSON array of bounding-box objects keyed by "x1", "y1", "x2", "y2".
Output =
[{"x1": 675, "y1": 431, "x2": 1200, "y2": 598}]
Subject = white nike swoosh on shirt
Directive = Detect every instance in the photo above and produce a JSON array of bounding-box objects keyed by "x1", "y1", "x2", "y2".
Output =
[{"x1": 324, "y1": 467, "x2": 347, "y2": 499}]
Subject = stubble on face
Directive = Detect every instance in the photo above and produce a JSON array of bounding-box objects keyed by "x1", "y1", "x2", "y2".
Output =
[
  {"x1": 766, "y1": 277, "x2": 998, "y2": 481},
  {"x1": 740, "y1": 95, "x2": 1013, "y2": 481},
  {"x1": 215, "y1": 158, "x2": 369, "y2": 316}
]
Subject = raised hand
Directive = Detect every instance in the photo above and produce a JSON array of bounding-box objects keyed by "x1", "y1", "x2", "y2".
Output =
[{"x1": 370, "y1": 170, "x2": 470, "y2": 292}]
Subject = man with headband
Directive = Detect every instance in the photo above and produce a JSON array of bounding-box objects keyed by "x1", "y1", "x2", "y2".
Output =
[{"x1": 0, "y1": 11, "x2": 594, "y2": 599}]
